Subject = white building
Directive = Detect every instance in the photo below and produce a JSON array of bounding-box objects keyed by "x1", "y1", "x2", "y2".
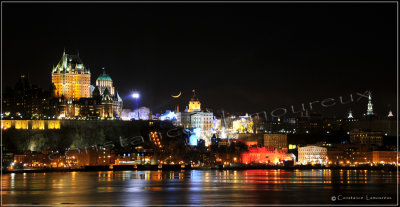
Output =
[
  {"x1": 176, "y1": 90, "x2": 213, "y2": 145},
  {"x1": 298, "y1": 145, "x2": 328, "y2": 165},
  {"x1": 120, "y1": 107, "x2": 150, "y2": 120}
]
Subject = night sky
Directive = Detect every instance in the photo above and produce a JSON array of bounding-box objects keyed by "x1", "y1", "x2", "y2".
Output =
[{"x1": 2, "y1": 2, "x2": 397, "y2": 117}]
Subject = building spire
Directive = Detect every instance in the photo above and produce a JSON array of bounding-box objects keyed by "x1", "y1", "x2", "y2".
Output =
[
  {"x1": 366, "y1": 91, "x2": 374, "y2": 115},
  {"x1": 63, "y1": 48, "x2": 66, "y2": 55},
  {"x1": 388, "y1": 110, "x2": 394, "y2": 117},
  {"x1": 347, "y1": 109, "x2": 353, "y2": 119}
]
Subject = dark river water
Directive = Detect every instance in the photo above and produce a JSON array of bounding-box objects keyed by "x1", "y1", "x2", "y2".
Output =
[{"x1": 2, "y1": 169, "x2": 398, "y2": 205}]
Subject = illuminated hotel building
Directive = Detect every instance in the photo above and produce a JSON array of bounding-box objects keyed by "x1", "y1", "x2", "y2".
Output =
[
  {"x1": 51, "y1": 50, "x2": 91, "y2": 100},
  {"x1": 298, "y1": 145, "x2": 328, "y2": 165},
  {"x1": 51, "y1": 50, "x2": 122, "y2": 119}
]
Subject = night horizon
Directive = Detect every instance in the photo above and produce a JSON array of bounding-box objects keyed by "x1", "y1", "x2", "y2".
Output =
[
  {"x1": 3, "y1": 2, "x2": 397, "y2": 116},
  {"x1": 1, "y1": 1, "x2": 398, "y2": 206}
]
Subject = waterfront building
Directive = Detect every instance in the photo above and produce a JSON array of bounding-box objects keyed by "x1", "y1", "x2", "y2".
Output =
[
  {"x1": 51, "y1": 50, "x2": 91, "y2": 100},
  {"x1": 263, "y1": 134, "x2": 287, "y2": 149},
  {"x1": 298, "y1": 145, "x2": 328, "y2": 165},
  {"x1": 370, "y1": 151, "x2": 397, "y2": 164},
  {"x1": 241, "y1": 147, "x2": 294, "y2": 164},
  {"x1": 350, "y1": 129, "x2": 383, "y2": 145},
  {"x1": 326, "y1": 144, "x2": 372, "y2": 165}
]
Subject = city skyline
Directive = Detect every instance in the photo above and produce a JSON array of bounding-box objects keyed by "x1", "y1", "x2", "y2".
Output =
[
  {"x1": 3, "y1": 2, "x2": 397, "y2": 116},
  {"x1": 2, "y1": 2, "x2": 398, "y2": 206}
]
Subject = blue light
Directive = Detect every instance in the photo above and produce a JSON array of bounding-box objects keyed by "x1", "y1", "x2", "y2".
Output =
[
  {"x1": 188, "y1": 128, "x2": 201, "y2": 146},
  {"x1": 160, "y1": 110, "x2": 177, "y2": 121},
  {"x1": 189, "y1": 135, "x2": 198, "y2": 146}
]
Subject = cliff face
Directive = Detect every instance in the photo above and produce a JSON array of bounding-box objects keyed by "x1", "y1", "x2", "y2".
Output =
[{"x1": 2, "y1": 120, "x2": 172, "y2": 152}]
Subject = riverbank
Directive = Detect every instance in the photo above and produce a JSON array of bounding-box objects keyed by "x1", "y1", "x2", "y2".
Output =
[{"x1": 3, "y1": 164, "x2": 397, "y2": 174}]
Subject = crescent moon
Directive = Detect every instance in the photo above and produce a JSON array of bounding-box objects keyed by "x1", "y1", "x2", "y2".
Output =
[{"x1": 171, "y1": 91, "x2": 182, "y2": 98}]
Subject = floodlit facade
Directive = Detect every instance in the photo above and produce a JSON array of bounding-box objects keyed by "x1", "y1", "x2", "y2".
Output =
[
  {"x1": 298, "y1": 145, "x2": 328, "y2": 165},
  {"x1": 176, "y1": 90, "x2": 214, "y2": 145},
  {"x1": 232, "y1": 114, "x2": 254, "y2": 133},
  {"x1": 371, "y1": 151, "x2": 397, "y2": 164},
  {"x1": 50, "y1": 51, "x2": 123, "y2": 119},
  {"x1": 96, "y1": 69, "x2": 115, "y2": 96},
  {"x1": 52, "y1": 51, "x2": 91, "y2": 100},
  {"x1": 263, "y1": 134, "x2": 287, "y2": 149},
  {"x1": 188, "y1": 90, "x2": 201, "y2": 112},
  {"x1": 1, "y1": 120, "x2": 61, "y2": 130},
  {"x1": 350, "y1": 129, "x2": 383, "y2": 145}
]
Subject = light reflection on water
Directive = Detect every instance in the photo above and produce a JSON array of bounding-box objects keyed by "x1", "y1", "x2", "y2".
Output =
[{"x1": 2, "y1": 169, "x2": 397, "y2": 205}]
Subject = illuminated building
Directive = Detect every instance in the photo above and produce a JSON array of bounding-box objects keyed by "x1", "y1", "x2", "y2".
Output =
[
  {"x1": 188, "y1": 90, "x2": 201, "y2": 112},
  {"x1": 94, "y1": 69, "x2": 123, "y2": 117},
  {"x1": 370, "y1": 151, "x2": 397, "y2": 163},
  {"x1": 237, "y1": 134, "x2": 263, "y2": 146},
  {"x1": 51, "y1": 50, "x2": 91, "y2": 100},
  {"x1": 1, "y1": 120, "x2": 61, "y2": 130},
  {"x1": 366, "y1": 91, "x2": 374, "y2": 116},
  {"x1": 2, "y1": 75, "x2": 59, "y2": 119},
  {"x1": 326, "y1": 144, "x2": 371, "y2": 165},
  {"x1": 50, "y1": 52, "x2": 123, "y2": 119},
  {"x1": 121, "y1": 107, "x2": 151, "y2": 120},
  {"x1": 176, "y1": 90, "x2": 213, "y2": 144},
  {"x1": 350, "y1": 129, "x2": 383, "y2": 145},
  {"x1": 177, "y1": 90, "x2": 213, "y2": 129},
  {"x1": 96, "y1": 68, "x2": 115, "y2": 96},
  {"x1": 241, "y1": 147, "x2": 294, "y2": 164},
  {"x1": 298, "y1": 145, "x2": 328, "y2": 165},
  {"x1": 263, "y1": 134, "x2": 287, "y2": 149},
  {"x1": 232, "y1": 114, "x2": 254, "y2": 133}
]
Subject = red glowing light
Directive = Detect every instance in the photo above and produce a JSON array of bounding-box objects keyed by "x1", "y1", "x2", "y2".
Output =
[{"x1": 241, "y1": 147, "x2": 291, "y2": 164}]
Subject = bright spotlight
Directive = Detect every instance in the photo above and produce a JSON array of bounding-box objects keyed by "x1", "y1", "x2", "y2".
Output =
[{"x1": 131, "y1": 92, "x2": 140, "y2": 99}]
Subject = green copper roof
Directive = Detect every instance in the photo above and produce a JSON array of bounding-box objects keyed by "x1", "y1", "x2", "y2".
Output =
[
  {"x1": 52, "y1": 51, "x2": 89, "y2": 73},
  {"x1": 97, "y1": 70, "x2": 112, "y2": 81}
]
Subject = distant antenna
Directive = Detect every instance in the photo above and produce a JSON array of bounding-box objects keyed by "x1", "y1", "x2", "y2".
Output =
[{"x1": 222, "y1": 109, "x2": 226, "y2": 128}]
